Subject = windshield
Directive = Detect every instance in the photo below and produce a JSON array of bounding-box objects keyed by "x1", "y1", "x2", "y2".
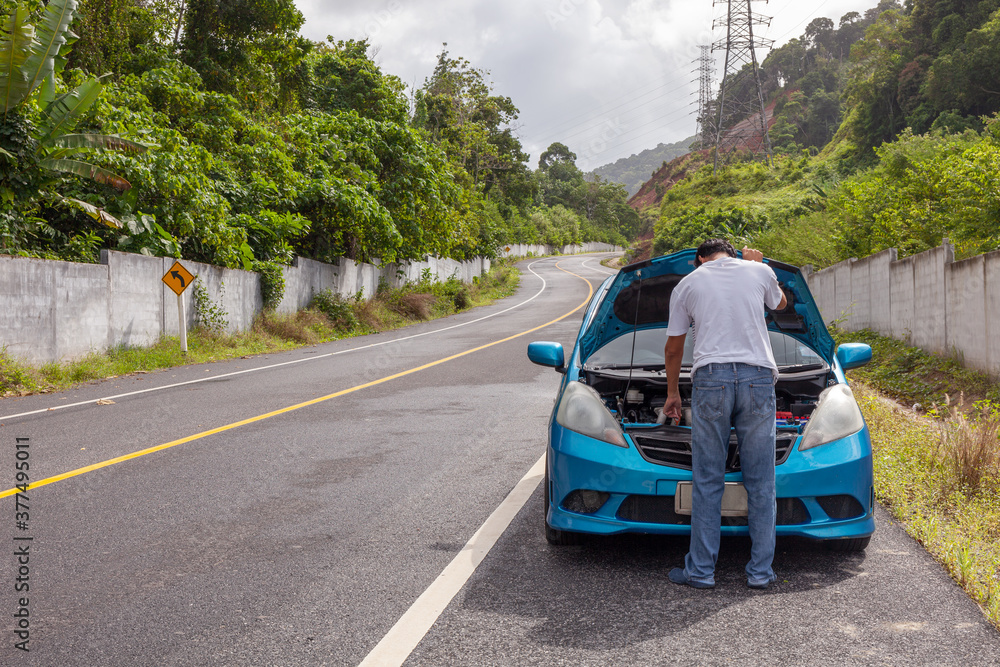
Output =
[{"x1": 584, "y1": 329, "x2": 826, "y2": 370}]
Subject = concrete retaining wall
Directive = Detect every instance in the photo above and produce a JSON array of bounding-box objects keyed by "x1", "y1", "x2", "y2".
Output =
[
  {"x1": 276, "y1": 254, "x2": 491, "y2": 314},
  {"x1": 499, "y1": 242, "x2": 622, "y2": 258},
  {"x1": 889, "y1": 254, "x2": 915, "y2": 342},
  {"x1": 0, "y1": 256, "x2": 112, "y2": 364},
  {"x1": 810, "y1": 241, "x2": 1000, "y2": 376},
  {"x1": 1, "y1": 242, "x2": 619, "y2": 364}
]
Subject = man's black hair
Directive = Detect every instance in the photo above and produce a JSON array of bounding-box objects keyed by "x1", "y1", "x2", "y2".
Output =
[{"x1": 696, "y1": 238, "x2": 737, "y2": 259}]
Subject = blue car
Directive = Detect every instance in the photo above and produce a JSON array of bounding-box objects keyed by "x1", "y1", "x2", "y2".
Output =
[{"x1": 528, "y1": 250, "x2": 875, "y2": 550}]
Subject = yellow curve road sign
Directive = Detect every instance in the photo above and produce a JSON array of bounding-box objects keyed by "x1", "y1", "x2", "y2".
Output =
[{"x1": 162, "y1": 261, "x2": 195, "y2": 295}]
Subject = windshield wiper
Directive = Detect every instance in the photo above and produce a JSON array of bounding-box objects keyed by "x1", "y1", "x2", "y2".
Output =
[
  {"x1": 586, "y1": 364, "x2": 684, "y2": 372},
  {"x1": 587, "y1": 363, "x2": 655, "y2": 371},
  {"x1": 778, "y1": 363, "x2": 825, "y2": 372}
]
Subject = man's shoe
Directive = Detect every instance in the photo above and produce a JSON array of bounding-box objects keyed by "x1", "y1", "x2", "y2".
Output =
[
  {"x1": 669, "y1": 567, "x2": 715, "y2": 589},
  {"x1": 747, "y1": 574, "x2": 778, "y2": 590}
]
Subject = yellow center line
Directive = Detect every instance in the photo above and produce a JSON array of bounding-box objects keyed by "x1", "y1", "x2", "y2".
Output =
[{"x1": 0, "y1": 261, "x2": 594, "y2": 499}]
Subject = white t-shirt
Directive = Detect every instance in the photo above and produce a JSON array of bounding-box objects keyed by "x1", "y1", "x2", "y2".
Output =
[{"x1": 664, "y1": 256, "x2": 785, "y2": 378}]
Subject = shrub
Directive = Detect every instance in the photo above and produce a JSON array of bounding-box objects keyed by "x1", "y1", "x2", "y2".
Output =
[
  {"x1": 391, "y1": 292, "x2": 435, "y2": 320},
  {"x1": 254, "y1": 311, "x2": 330, "y2": 344},
  {"x1": 0, "y1": 352, "x2": 40, "y2": 396},
  {"x1": 453, "y1": 287, "x2": 470, "y2": 310},
  {"x1": 311, "y1": 289, "x2": 358, "y2": 331},
  {"x1": 936, "y1": 409, "x2": 1000, "y2": 497},
  {"x1": 254, "y1": 261, "x2": 286, "y2": 311},
  {"x1": 355, "y1": 298, "x2": 386, "y2": 332},
  {"x1": 191, "y1": 278, "x2": 229, "y2": 333},
  {"x1": 830, "y1": 127, "x2": 1000, "y2": 260}
]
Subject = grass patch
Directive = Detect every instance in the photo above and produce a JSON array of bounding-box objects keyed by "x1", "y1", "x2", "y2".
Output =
[
  {"x1": 833, "y1": 328, "x2": 1000, "y2": 415},
  {"x1": 0, "y1": 260, "x2": 521, "y2": 398},
  {"x1": 838, "y1": 326, "x2": 1000, "y2": 627},
  {"x1": 600, "y1": 254, "x2": 624, "y2": 270},
  {"x1": 857, "y1": 384, "x2": 1000, "y2": 628},
  {"x1": 254, "y1": 310, "x2": 336, "y2": 345}
]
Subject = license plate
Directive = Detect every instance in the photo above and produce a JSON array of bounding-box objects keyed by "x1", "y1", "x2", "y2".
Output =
[{"x1": 674, "y1": 482, "x2": 748, "y2": 516}]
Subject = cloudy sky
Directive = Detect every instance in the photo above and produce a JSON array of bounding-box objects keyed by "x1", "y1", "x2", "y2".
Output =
[{"x1": 297, "y1": 0, "x2": 879, "y2": 171}]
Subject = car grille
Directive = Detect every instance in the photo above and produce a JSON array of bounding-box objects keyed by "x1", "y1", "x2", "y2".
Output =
[
  {"x1": 616, "y1": 496, "x2": 810, "y2": 525},
  {"x1": 628, "y1": 427, "x2": 797, "y2": 472}
]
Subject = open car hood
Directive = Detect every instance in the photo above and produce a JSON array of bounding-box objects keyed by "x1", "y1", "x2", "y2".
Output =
[{"x1": 578, "y1": 249, "x2": 835, "y2": 365}]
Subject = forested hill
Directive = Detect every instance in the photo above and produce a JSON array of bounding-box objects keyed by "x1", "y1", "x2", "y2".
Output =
[
  {"x1": 590, "y1": 135, "x2": 696, "y2": 197},
  {"x1": 642, "y1": 0, "x2": 1000, "y2": 270},
  {"x1": 0, "y1": 0, "x2": 639, "y2": 273}
]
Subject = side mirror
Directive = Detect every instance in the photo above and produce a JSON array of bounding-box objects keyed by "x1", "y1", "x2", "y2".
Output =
[
  {"x1": 527, "y1": 341, "x2": 566, "y2": 374},
  {"x1": 836, "y1": 343, "x2": 872, "y2": 371}
]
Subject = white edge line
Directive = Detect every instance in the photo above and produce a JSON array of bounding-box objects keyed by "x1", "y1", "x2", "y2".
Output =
[
  {"x1": 581, "y1": 258, "x2": 617, "y2": 276},
  {"x1": 357, "y1": 453, "x2": 546, "y2": 667},
  {"x1": 1, "y1": 258, "x2": 563, "y2": 423}
]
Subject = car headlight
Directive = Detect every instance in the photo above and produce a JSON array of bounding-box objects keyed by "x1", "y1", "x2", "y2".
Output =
[
  {"x1": 799, "y1": 384, "x2": 865, "y2": 451},
  {"x1": 556, "y1": 381, "x2": 628, "y2": 447}
]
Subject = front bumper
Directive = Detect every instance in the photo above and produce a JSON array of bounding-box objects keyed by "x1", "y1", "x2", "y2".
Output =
[{"x1": 546, "y1": 424, "x2": 875, "y2": 541}]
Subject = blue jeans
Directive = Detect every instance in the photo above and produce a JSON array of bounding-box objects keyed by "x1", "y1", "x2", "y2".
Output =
[{"x1": 683, "y1": 363, "x2": 776, "y2": 586}]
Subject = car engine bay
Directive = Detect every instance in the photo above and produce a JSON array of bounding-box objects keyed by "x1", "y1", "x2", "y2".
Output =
[{"x1": 579, "y1": 365, "x2": 832, "y2": 471}]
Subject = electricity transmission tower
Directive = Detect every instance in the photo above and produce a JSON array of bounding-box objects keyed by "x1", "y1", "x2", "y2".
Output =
[
  {"x1": 712, "y1": 0, "x2": 774, "y2": 171},
  {"x1": 695, "y1": 45, "x2": 715, "y2": 149}
]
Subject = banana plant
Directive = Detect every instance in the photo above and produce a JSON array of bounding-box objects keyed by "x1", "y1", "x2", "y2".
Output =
[
  {"x1": 0, "y1": 0, "x2": 149, "y2": 228},
  {"x1": 1, "y1": 0, "x2": 77, "y2": 117}
]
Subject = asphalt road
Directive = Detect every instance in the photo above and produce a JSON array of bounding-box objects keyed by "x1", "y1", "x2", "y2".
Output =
[{"x1": 1, "y1": 254, "x2": 998, "y2": 666}]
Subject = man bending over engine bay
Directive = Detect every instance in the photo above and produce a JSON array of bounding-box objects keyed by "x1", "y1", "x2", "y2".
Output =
[{"x1": 662, "y1": 238, "x2": 787, "y2": 590}]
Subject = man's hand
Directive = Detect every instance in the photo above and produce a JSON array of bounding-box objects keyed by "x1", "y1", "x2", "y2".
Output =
[
  {"x1": 663, "y1": 333, "x2": 686, "y2": 424},
  {"x1": 662, "y1": 395, "x2": 682, "y2": 422},
  {"x1": 743, "y1": 246, "x2": 788, "y2": 309}
]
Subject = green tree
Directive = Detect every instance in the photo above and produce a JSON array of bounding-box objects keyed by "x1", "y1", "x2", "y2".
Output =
[
  {"x1": 836, "y1": 12, "x2": 864, "y2": 61},
  {"x1": 803, "y1": 91, "x2": 841, "y2": 146},
  {"x1": 66, "y1": 0, "x2": 171, "y2": 78},
  {"x1": 762, "y1": 38, "x2": 806, "y2": 87},
  {"x1": 534, "y1": 142, "x2": 637, "y2": 244},
  {"x1": 805, "y1": 17, "x2": 835, "y2": 54},
  {"x1": 653, "y1": 206, "x2": 767, "y2": 256},
  {"x1": 577, "y1": 176, "x2": 637, "y2": 244},
  {"x1": 537, "y1": 141, "x2": 583, "y2": 209},
  {"x1": 412, "y1": 47, "x2": 538, "y2": 251},
  {"x1": 924, "y1": 10, "x2": 1000, "y2": 116},
  {"x1": 830, "y1": 126, "x2": 1000, "y2": 259},
  {"x1": 529, "y1": 205, "x2": 581, "y2": 246},
  {"x1": 309, "y1": 39, "x2": 408, "y2": 123},
  {"x1": 413, "y1": 47, "x2": 524, "y2": 190},
  {"x1": 180, "y1": 0, "x2": 308, "y2": 111},
  {"x1": 842, "y1": 8, "x2": 911, "y2": 154},
  {"x1": 538, "y1": 142, "x2": 576, "y2": 171}
]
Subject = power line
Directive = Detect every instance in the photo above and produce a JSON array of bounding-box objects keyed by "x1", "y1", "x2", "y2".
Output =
[
  {"x1": 766, "y1": 0, "x2": 833, "y2": 43},
  {"x1": 572, "y1": 108, "x2": 701, "y2": 167},
  {"x1": 559, "y1": 99, "x2": 699, "y2": 154},
  {"x1": 535, "y1": 83, "x2": 698, "y2": 148},
  {"x1": 527, "y1": 75, "x2": 695, "y2": 142},
  {"x1": 584, "y1": 111, "x2": 699, "y2": 164}
]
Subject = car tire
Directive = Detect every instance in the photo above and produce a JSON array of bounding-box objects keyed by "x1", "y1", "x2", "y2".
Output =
[
  {"x1": 543, "y1": 463, "x2": 584, "y2": 546},
  {"x1": 824, "y1": 536, "x2": 871, "y2": 552}
]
